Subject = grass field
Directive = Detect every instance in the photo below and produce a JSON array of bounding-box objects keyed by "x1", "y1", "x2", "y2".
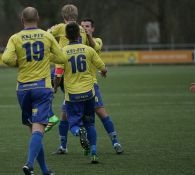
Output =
[{"x1": 1, "y1": 65, "x2": 195, "y2": 175}]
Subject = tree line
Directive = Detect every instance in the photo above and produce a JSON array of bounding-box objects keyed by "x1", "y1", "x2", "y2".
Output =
[{"x1": 0, "y1": 0, "x2": 195, "y2": 47}]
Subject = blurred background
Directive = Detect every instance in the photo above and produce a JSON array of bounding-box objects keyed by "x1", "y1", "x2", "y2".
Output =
[
  {"x1": 1, "y1": 0, "x2": 195, "y2": 64},
  {"x1": 1, "y1": 0, "x2": 195, "y2": 48}
]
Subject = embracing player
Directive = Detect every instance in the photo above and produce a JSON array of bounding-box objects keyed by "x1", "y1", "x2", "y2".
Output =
[
  {"x1": 51, "y1": 22, "x2": 107, "y2": 163},
  {"x1": 81, "y1": 18, "x2": 123, "y2": 154},
  {"x1": 47, "y1": 4, "x2": 88, "y2": 155}
]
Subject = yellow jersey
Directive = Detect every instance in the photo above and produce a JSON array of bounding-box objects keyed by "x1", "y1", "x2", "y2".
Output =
[
  {"x1": 48, "y1": 23, "x2": 88, "y2": 70},
  {"x1": 91, "y1": 37, "x2": 103, "y2": 84},
  {"x1": 62, "y1": 42, "x2": 105, "y2": 101},
  {"x1": 48, "y1": 23, "x2": 87, "y2": 48},
  {"x1": 2, "y1": 27, "x2": 66, "y2": 89}
]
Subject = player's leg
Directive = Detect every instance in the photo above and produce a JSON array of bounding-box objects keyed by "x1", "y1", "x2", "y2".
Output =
[
  {"x1": 94, "y1": 83, "x2": 123, "y2": 154},
  {"x1": 53, "y1": 100, "x2": 69, "y2": 154},
  {"x1": 22, "y1": 88, "x2": 54, "y2": 175},
  {"x1": 65, "y1": 100, "x2": 90, "y2": 151},
  {"x1": 17, "y1": 90, "x2": 36, "y2": 174},
  {"x1": 83, "y1": 97, "x2": 98, "y2": 163}
]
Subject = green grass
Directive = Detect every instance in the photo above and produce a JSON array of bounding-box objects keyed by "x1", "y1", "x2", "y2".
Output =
[{"x1": 1, "y1": 65, "x2": 195, "y2": 175}]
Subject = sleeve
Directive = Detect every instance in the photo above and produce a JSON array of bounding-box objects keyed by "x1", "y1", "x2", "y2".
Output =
[
  {"x1": 50, "y1": 35, "x2": 66, "y2": 64},
  {"x1": 47, "y1": 24, "x2": 60, "y2": 37},
  {"x1": 91, "y1": 48, "x2": 105, "y2": 70},
  {"x1": 94, "y1": 38, "x2": 103, "y2": 53},
  {"x1": 2, "y1": 36, "x2": 17, "y2": 67}
]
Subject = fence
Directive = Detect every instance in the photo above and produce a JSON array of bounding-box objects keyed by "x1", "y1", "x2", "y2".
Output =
[{"x1": 1, "y1": 44, "x2": 195, "y2": 66}]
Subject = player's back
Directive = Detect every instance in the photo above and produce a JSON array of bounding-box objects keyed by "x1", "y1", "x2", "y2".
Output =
[
  {"x1": 10, "y1": 28, "x2": 60, "y2": 84},
  {"x1": 48, "y1": 23, "x2": 87, "y2": 47},
  {"x1": 63, "y1": 43, "x2": 104, "y2": 101}
]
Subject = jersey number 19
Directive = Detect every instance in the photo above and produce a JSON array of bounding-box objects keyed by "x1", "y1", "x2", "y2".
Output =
[{"x1": 22, "y1": 41, "x2": 44, "y2": 62}]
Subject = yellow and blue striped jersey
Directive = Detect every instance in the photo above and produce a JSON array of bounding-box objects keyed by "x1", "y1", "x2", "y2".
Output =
[
  {"x1": 62, "y1": 42, "x2": 105, "y2": 101},
  {"x1": 2, "y1": 28, "x2": 66, "y2": 89},
  {"x1": 91, "y1": 37, "x2": 103, "y2": 84}
]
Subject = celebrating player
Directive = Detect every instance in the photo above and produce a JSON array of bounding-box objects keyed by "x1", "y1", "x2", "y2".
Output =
[
  {"x1": 54, "y1": 22, "x2": 107, "y2": 163},
  {"x1": 81, "y1": 18, "x2": 123, "y2": 154},
  {"x1": 47, "y1": 4, "x2": 88, "y2": 155},
  {"x1": 2, "y1": 7, "x2": 66, "y2": 175}
]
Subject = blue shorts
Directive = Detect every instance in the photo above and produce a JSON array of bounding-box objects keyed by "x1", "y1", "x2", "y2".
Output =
[
  {"x1": 48, "y1": 97, "x2": 54, "y2": 117},
  {"x1": 94, "y1": 83, "x2": 104, "y2": 108},
  {"x1": 17, "y1": 88, "x2": 53, "y2": 125},
  {"x1": 65, "y1": 97, "x2": 95, "y2": 129}
]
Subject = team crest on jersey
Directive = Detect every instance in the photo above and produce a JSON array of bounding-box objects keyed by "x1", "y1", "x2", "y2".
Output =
[{"x1": 32, "y1": 108, "x2": 38, "y2": 116}]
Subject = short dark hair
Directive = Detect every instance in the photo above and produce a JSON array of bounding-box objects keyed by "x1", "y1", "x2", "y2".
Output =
[
  {"x1": 66, "y1": 22, "x2": 80, "y2": 41},
  {"x1": 81, "y1": 18, "x2": 94, "y2": 27}
]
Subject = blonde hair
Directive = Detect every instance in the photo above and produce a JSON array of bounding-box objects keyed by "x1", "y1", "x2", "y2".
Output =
[{"x1": 61, "y1": 4, "x2": 78, "y2": 21}]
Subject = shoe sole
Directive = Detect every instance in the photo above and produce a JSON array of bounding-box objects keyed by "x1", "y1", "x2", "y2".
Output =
[
  {"x1": 23, "y1": 166, "x2": 34, "y2": 175},
  {"x1": 52, "y1": 150, "x2": 67, "y2": 155},
  {"x1": 91, "y1": 155, "x2": 99, "y2": 164},
  {"x1": 114, "y1": 144, "x2": 124, "y2": 154},
  {"x1": 115, "y1": 146, "x2": 124, "y2": 154},
  {"x1": 79, "y1": 128, "x2": 90, "y2": 150},
  {"x1": 45, "y1": 120, "x2": 59, "y2": 133},
  {"x1": 116, "y1": 150, "x2": 124, "y2": 154}
]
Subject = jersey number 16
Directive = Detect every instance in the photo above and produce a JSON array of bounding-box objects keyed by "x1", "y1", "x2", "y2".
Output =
[{"x1": 68, "y1": 54, "x2": 87, "y2": 73}]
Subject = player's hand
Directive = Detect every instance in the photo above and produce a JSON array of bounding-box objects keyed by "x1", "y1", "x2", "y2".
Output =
[
  {"x1": 190, "y1": 83, "x2": 195, "y2": 92},
  {"x1": 100, "y1": 68, "x2": 107, "y2": 78},
  {"x1": 53, "y1": 76, "x2": 61, "y2": 93},
  {"x1": 84, "y1": 28, "x2": 90, "y2": 35},
  {"x1": 54, "y1": 86, "x2": 58, "y2": 93}
]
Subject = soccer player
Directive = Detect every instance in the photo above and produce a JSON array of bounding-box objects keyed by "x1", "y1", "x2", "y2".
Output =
[
  {"x1": 58, "y1": 22, "x2": 107, "y2": 163},
  {"x1": 2, "y1": 7, "x2": 66, "y2": 175},
  {"x1": 47, "y1": 4, "x2": 88, "y2": 154},
  {"x1": 81, "y1": 18, "x2": 123, "y2": 154}
]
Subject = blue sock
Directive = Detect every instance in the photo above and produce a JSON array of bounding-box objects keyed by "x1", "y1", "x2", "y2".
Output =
[
  {"x1": 70, "y1": 126, "x2": 80, "y2": 136},
  {"x1": 86, "y1": 126, "x2": 97, "y2": 150},
  {"x1": 36, "y1": 144, "x2": 49, "y2": 174},
  {"x1": 58, "y1": 120, "x2": 69, "y2": 148},
  {"x1": 27, "y1": 131, "x2": 43, "y2": 168},
  {"x1": 91, "y1": 145, "x2": 97, "y2": 155},
  {"x1": 101, "y1": 116, "x2": 118, "y2": 145}
]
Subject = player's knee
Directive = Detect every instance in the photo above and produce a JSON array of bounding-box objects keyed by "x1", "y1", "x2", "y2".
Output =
[
  {"x1": 84, "y1": 122, "x2": 94, "y2": 128},
  {"x1": 60, "y1": 112, "x2": 68, "y2": 121},
  {"x1": 95, "y1": 107, "x2": 108, "y2": 118}
]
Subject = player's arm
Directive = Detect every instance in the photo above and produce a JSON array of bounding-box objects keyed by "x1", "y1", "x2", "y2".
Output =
[
  {"x1": 91, "y1": 49, "x2": 107, "y2": 77},
  {"x1": 86, "y1": 33, "x2": 95, "y2": 48},
  {"x1": 53, "y1": 65, "x2": 64, "y2": 93},
  {"x1": 2, "y1": 36, "x2": 18, "y2": 67},
  {"x1": 50, "y1": 35, "x2": 66, "y2": 64},
  {"x1": 47, "y1": 24, "x2": 60, "y2": 38},
  {"x1": 190, "y1": 83, "x2": 195, "y2": 92},
  {"x1": 93, "y1": 38, "x2": 103, "y2": 53}
]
